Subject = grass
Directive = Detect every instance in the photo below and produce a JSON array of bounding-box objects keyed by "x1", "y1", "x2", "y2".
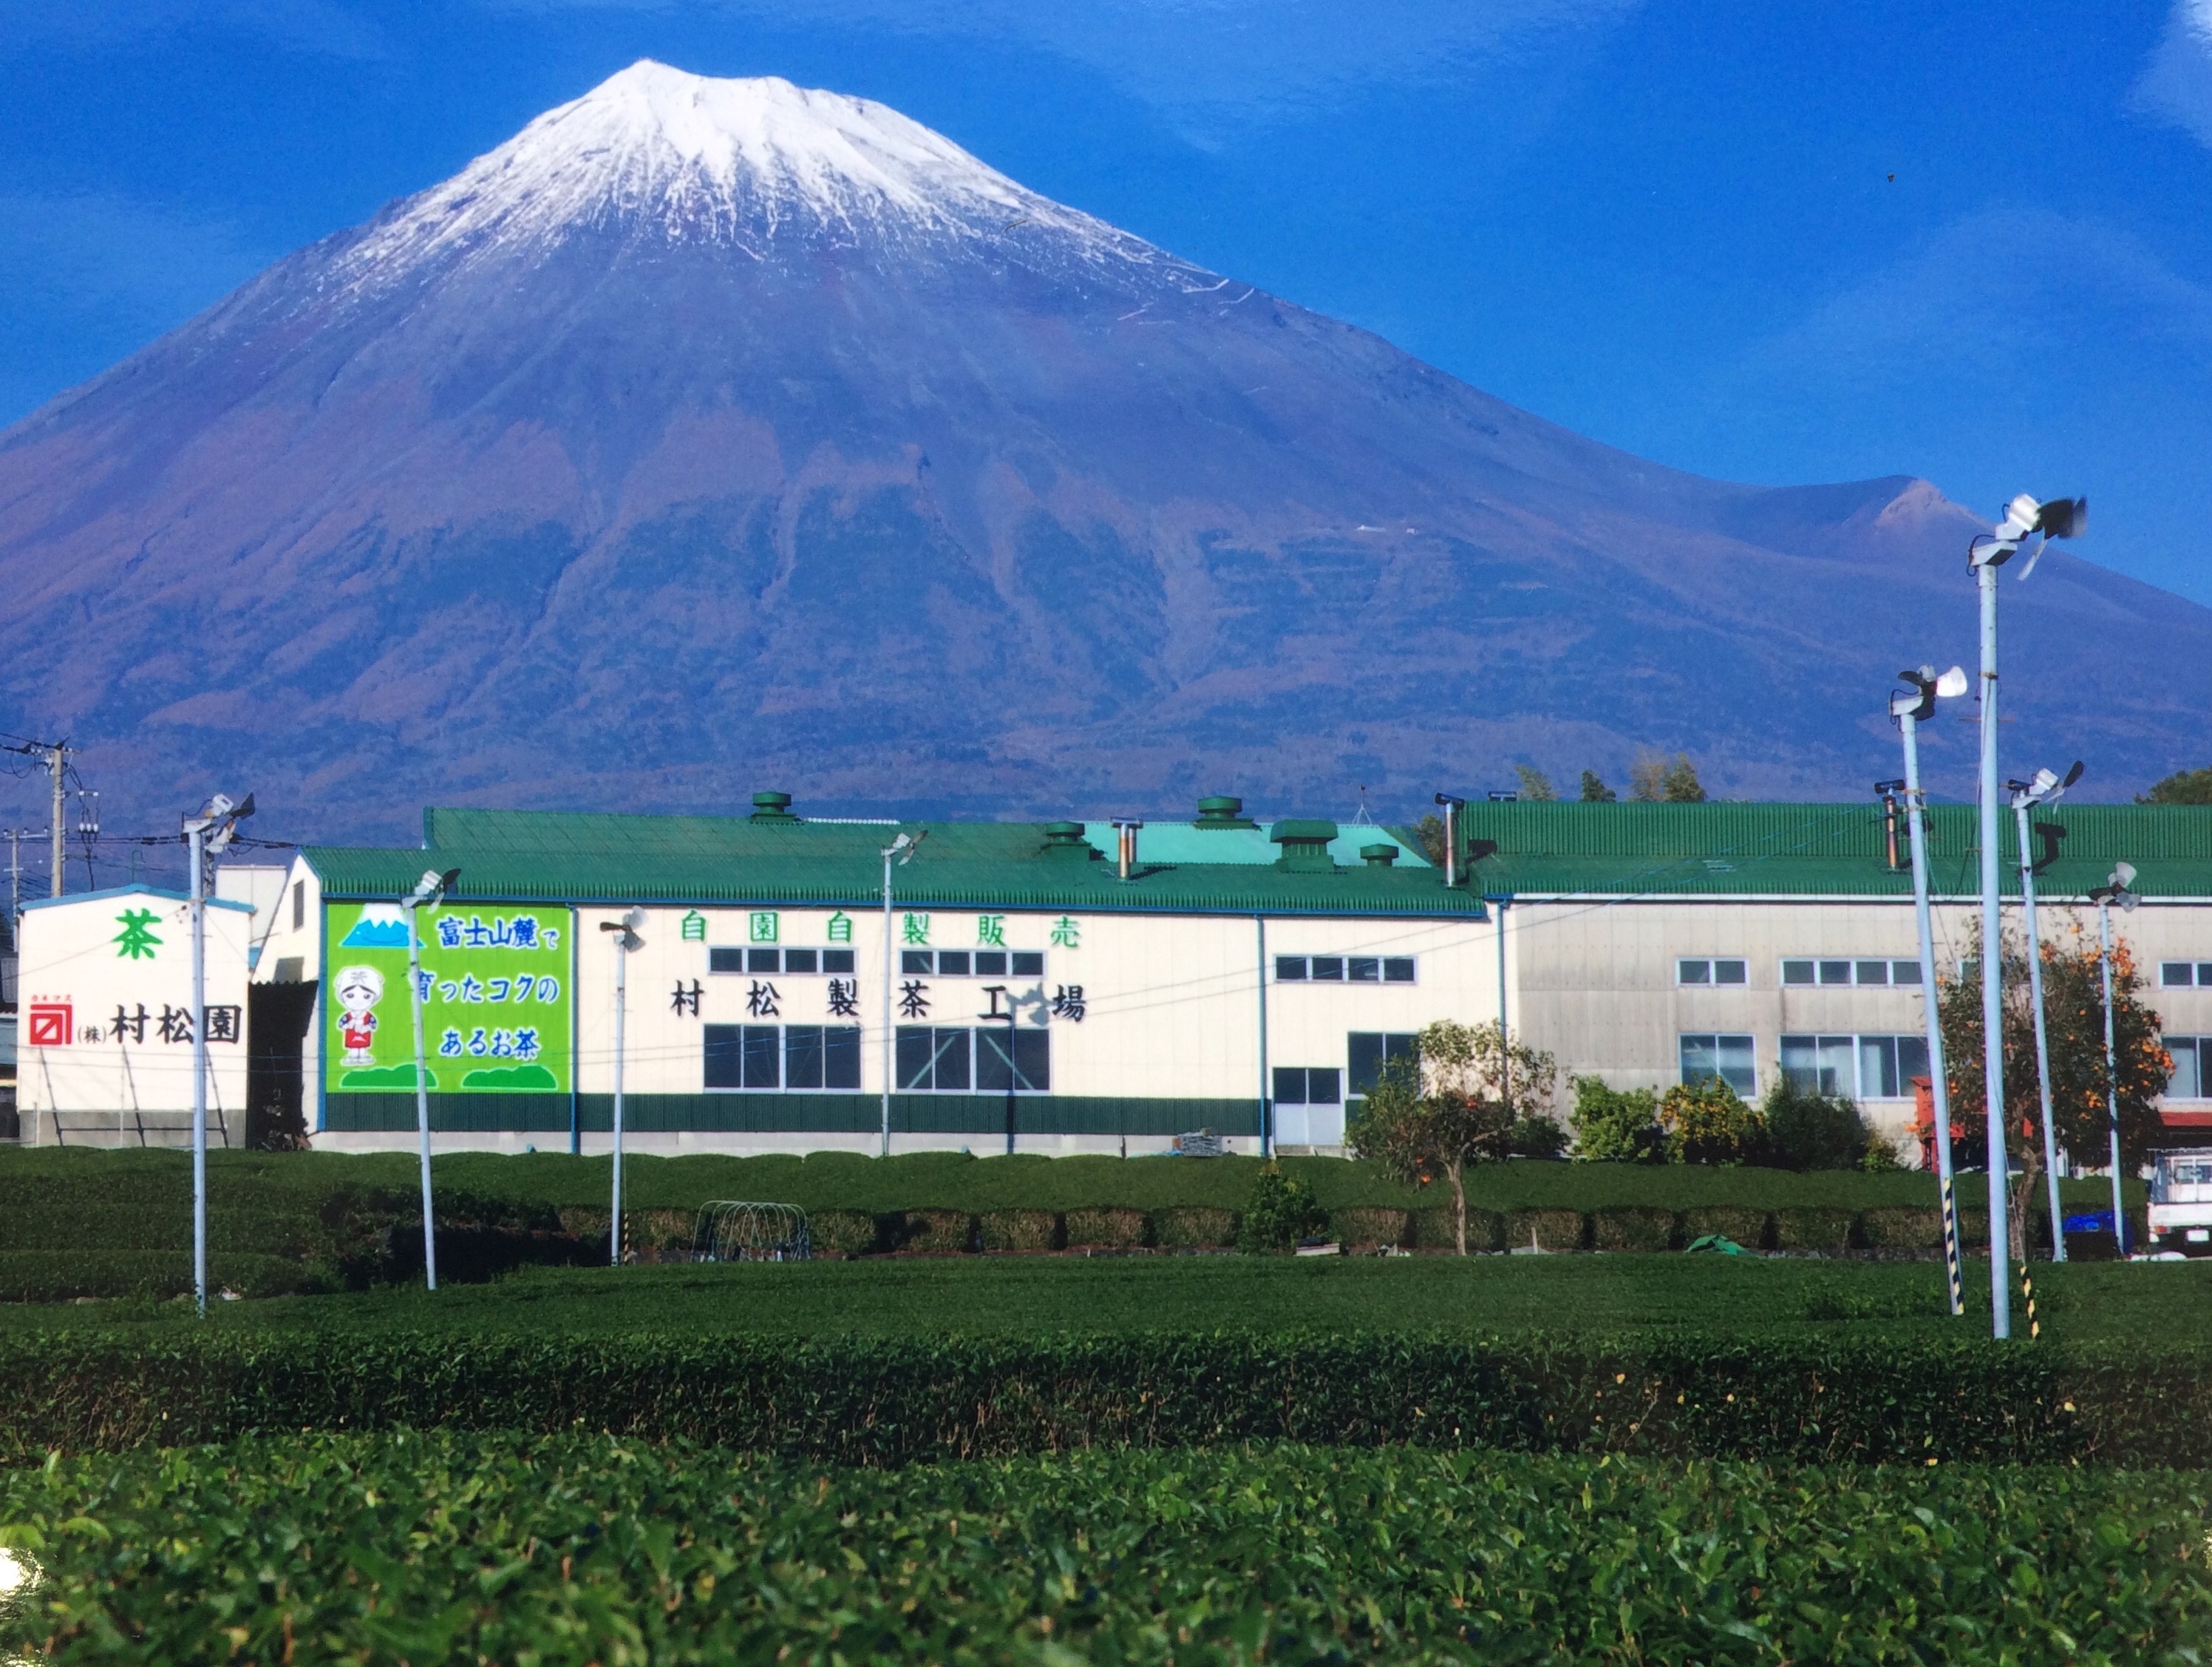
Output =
[
  {"x1": 4, "y1": 1434, "x2": 2207, "y2": 1663},
  {"x1": 4, "y1": 1252, "x2": 2205, "y2": 1346}
]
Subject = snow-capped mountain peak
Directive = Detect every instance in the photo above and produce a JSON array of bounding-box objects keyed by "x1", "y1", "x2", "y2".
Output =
[{"x1": 338, "y1": 60, "x2": 1151, "y2": 282}]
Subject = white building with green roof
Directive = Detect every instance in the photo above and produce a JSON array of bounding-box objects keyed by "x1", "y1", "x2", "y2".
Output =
[{"x1": 251, "y1": 794, "x2": 1495, "y2": 1156}]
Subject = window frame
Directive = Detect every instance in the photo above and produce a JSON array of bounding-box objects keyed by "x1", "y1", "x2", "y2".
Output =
[{"x1": 1677, "y1": 1032, "x2": 1756, "y2": 1096}]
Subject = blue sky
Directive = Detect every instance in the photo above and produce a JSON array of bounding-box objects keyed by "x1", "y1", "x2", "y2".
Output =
[{"x1": 2, "y1": 0, "x2": 2209, "y2": 600}]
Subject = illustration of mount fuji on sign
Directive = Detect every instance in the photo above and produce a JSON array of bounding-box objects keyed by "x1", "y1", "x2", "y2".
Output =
[{"x1": 1, "y1": 59, "x2": 2206, "y2": 834}]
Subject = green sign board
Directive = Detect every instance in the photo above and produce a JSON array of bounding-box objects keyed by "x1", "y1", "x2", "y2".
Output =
[{"x1": 324, "y1": 902, "x2": 573, "y2": 1095}]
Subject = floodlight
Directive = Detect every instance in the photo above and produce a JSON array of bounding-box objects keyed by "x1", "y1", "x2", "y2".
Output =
[
  {"x1": 1433, "y1": 793, "x2": 1466, "y2": 808},
  {"x1": 2114, "y1": 860, "x2": 2139, "y2": 888},
  {"x1": 882, "y1": 829, "x2": 927, "y2": 865},
  {"x1": 408, "y1": 867, "x2": 458, "y2": 907},
  {"x1": 2008, "y1": 760, "x2": 2082, "y2": 811},
  {"x1": 1890, "y1": 664, "x2": 1970, "y2": 721},
  {"x1": 1936, "y1": 666, "x2": 1970, "y2": 698}
]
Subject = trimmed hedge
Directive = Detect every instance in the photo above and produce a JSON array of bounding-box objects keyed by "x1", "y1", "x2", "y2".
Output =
[
  {"x1": 1328, "y1": 1206, "x2": 1408, "y2": 1249},
  {"x1": 1774, "y1": 1207, "x2": 1857, "y2": 1252},
  {"x1": 1506, "y1": 1208, "x2": 1587, "y2": 1252},
  {"x1": 1064, "y1": 1207, "x2": 1148, "y2": 1250},
  {"x1": 1592, "y1": 1207, "x2": 1678, "y2": 1252},
  {"x1": 0, "y1": 1252, "x2": 319, "y2": 1304},
  {"x1": 1410, "y1": 1207, "x2": 1505, "y2": 1252},
  {"x1": 899, "y1": 1210, "x2": 976, "y2": 1254},
  {"x1": 1859, "y1": 1206, "x2": 1944, "y2": 1251},
  {"x1": 1681, "y1": 1206, "x2": 1772, "y2": 1250},
  {"x1": 1151, "y1": 1206, "x2": 1236, "y2": 1249},
  {"x1": 0, "y1": 1327, "x2": 2199, "y2": 1467},
  {"x1": 979, "y1": 1210, "x2": 1062, "y2": 1253},
  {"x1": 809, "y1": 1210, "x2": 882, "y2": 1257}
]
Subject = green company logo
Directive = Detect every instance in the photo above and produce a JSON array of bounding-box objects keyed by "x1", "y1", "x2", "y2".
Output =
[{"x1": 113, "y1": 908, "x2": 163, "y2": 960}]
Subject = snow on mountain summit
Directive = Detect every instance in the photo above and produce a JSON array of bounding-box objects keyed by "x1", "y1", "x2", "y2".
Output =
[{"x1": 337, "y1": 60, "x2": 1163, "y2": 285}]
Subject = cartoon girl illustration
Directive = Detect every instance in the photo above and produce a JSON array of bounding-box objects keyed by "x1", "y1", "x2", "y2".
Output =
[{"x1": 335, "y1": 965, "x2": 385, "y2": 1066}]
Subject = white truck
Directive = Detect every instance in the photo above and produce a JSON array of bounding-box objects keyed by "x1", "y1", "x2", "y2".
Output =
[{"x1": 2146, "y1": 1150, "x2": 2212, "y2": 1255}]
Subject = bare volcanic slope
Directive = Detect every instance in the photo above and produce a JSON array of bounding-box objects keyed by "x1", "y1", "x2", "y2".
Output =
[{"x1": 1, "y1": 61, "x2": 2204, "y2": 838}]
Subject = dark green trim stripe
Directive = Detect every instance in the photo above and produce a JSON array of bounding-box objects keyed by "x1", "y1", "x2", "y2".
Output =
[{"x1": 324, "y1": 1093, "x2": 1261, "y2": 1137}]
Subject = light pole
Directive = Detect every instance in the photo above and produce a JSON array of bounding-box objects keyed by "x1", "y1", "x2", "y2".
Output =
[
  {"x1": 1889, "y1": 664, "x2": 1969, "y2": 1315},
  {"x1": 2010, "y1": 761, "x2": 2083, "y2": 1261},
  {"x1": 1968, "y1": 492, "x2": 2085, "y2": 1337},
  {"x1": 403, "y1": 866, "x2": 458, "y2": 1292},
  {"x1": 180, "y1": 791, "x2": 252, "y2": 1317},
  {"x1": 599, "y1": 908, "x2": 645, "y2": 1266},
  {"x1": 2089, "y1": 863, "x2": 2140, "y2": 1253},
  {"x1": 879, "y1": 830, "x2": 925, "y2": 1157}
]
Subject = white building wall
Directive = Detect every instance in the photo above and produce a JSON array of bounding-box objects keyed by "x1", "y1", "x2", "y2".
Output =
[{"x1": 16, "y1": 887, "x2": 253, "y2": 1145}]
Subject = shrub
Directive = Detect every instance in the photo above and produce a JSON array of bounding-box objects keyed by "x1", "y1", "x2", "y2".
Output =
[
  {"x1": 0, "y1": 1252, "x2": 320, "y2": 1303},
  {"x1": 625, "y1": 1208, "x2": 696, "y2": 1258},
  {"x1": 1504, "y1": 1208, "x2": 1587, "y2": 1252},
  {"x1": 979, "y1": 1210, "x2": 1063, "y2": 1253},
  {"x1": 1236, "y1": 1167, "x2": 1329, "y2": 1253},
  {"x1": 808, "y1": 1210, "x2": 882, "y2": 1258},
  {"x1": 1152, "y1": 1207, "x2": 1236, "y2": 1249},
  {"x1": 1510, "y1": 1116, "x2": 1570, "y2": 1160},
  {"x1": 1760, "y1": 1080, "x2": 1872, "y2": 1171},
  {"x1": 1591, "y1": 1206, "x2": 1678, "y2": 1252},
  {"x1": 1568, "y1": 1077, "x2": 1664, "y2": 1162},
  {"x1": 1681, "y1": 1207, "x2": 1773, "y2": 1251},
  {"x1": 899, "y1": 1210, "x2": 976, "y2": 1254},
  {"x1": 1412, "y1": 1207, "x2": 1503, "y2": 1252},
  {"x1": 1064, "y1": 1207, "x2": 1149, "y2": 1250},
  {"x1": 1773, "y1": 1207, "x2": 1857, "y2": 1252},
  {"x1": 1859, "y1": 1207, "x2": 1943, "y2": 1252},
  {"x1": 1658, "y1": 1079, "x2": 1764, "y2": 1166},
  {"x1": 1327, "y1": 1207, "x2": 1408, "y2": 1249}
]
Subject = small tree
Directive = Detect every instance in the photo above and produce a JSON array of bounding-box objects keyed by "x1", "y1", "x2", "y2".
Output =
[
  {"x1": 1657, "y1": 1077, "x2": 1763, "y2": 1165},
  {"x1": 1661, "y1": 754, "x2": 1706, "y2": 803},
  {"x1": 1629, "y1": 751, "x2": 1667, "y2": 802},
  {"x1": 1568, "y1": 1075, "x2": 1664, "y2": 1162},
  {"x1": 1412, "y1": 811, "x2": 1449, "y2": 867},
  {"x1": 1514, "y1": 765, "x2": 1558, "y2": 801},
  {"x1": 1579, "y1": 770, "x2": 1616, "y2": 802},
  {"x1": 1759, "y1": 1077, "x2": 1869, "y2": 1171},
  {"x1": 1236, "y1": 1164, "x2": 1327, "y2": 1254},
  {"x1": 1936, "y1": 921, "x2": 2170, "y2": 1261},
  {"x1": 1348, "y1": 1020, "x2": 1558, "y2": 1255},
  {"x1": 2138, "y1": 767, "x2": 2212, "y2": 805}
]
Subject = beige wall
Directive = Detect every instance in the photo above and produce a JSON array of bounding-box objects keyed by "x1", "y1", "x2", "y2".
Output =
[{"x1": 1509, "y1": 895, "x2": 2212, "y2": 1158}]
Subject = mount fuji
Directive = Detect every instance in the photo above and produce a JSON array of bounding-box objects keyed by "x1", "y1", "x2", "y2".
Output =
[{"x1": 1, "y1": 60, "x2": 2206, "y2": 839}]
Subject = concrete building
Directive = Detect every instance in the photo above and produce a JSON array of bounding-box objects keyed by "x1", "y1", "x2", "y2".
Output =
[
  {"x1": 250, "y1": 797, "x2": 1500, "y2": 1155},
  {"x1": 13, "y1": 884, "x2": 254, "y2": 1146},
  {"x1": 1459, "y1": 800, "x2": 2212, "y2": 1156}
]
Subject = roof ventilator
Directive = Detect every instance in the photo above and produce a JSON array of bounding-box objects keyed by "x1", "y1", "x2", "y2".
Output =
[
  {"x1": 749, "y1": 791, "x2": 797, "y2": 822},
  {"x1": 1041, "y1": 821, "x2": 1097, "y2": 860},
  {"x1": 1193, "y1": 795, "x2": 1257, "y2": 830},
  {"x1": 1361, "y1": 843, "x2": 1399, "y2": 867},
  {"x1": 1270, "y1": 819, "x2": 1338, "y2": 874}
]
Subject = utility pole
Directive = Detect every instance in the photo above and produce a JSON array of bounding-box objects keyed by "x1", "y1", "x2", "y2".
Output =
[{"x1": 48, "y1": 742, "x2": 67, "y2": 899}]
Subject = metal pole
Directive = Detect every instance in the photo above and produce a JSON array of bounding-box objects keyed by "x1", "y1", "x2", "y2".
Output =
[
  {"x1": 407, "y1": 899, "x2": 438, "y2": 1291},
  {"x1": 611, "y1": 928, "x2": 627, "y2": 1267},
  {"x1": 1256, "y1": 916, "x2": 1270, "y2": 1158},
  {"x1": 880, "y1": 848, "x2": 894, "y2": 1158},
  {"x1": 2015, "y1": 802, "x2": 2066, "y2": 1262},
  {"x1": 2099, "y1": 901, "x2": 2128, "y2": 1252},
  {"x1": 1900, "y1": 711, "x2": 1964, "y2": 1315},
  {"x1": 189, "y1": 821, "x2": 208, "y2": 1317},
  {"x1": 49, "y1": 745, "x2": 64, "y2": 899},
  {"x1": 1001, "y1": 1003, "x2": 1015, "y2": 1156},
  {"x1": 1977, "y1": 561, "x2": 2010, "y2": 1337},
  {"x1": 1493, "y1": 896, "x2": 1511, "y2": 1103}
]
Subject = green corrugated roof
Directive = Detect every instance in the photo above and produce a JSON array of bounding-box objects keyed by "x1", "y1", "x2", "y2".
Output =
[
  {"x1": 1457, "y1": 801, "x2": 2212, "y2": 901},
  {"x1": 303, "y1": 809, "x2": 1485, "y2": 917}
]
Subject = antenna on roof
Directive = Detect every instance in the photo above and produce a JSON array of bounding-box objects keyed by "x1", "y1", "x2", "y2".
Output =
[{"x1": 1351, "y1": 785, "x2": 1373, "y2": 827}]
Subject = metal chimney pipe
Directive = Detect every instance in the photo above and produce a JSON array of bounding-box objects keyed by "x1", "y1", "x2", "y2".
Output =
[{"x1": 1112, "y1": 819, "x2": 1143, "y2": 881}]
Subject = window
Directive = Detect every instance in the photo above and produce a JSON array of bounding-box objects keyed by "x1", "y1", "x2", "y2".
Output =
[
  {"x1": 291, "y1": 881, "x2": 304, "y2": 932},
  {"x1": 1012, "y1": 952, "x2": 1044, "y2": 978},
  {"x1": 783, "y1": 1026, "x2": 862, "y2": 1090},
  {"x1": 708, "y1": 1024, "x2": 860, "y2": 1090},
  {"x1": 939, "y1": 951, "x2": 971, "y2": 976},
  {"x1": 1279, "y1": 955, "x2": 1416, "y2": 984},
  {"x1": 976, "y1": 952, "x2": 1007, "y2": 976},
  {"x1": 2163, "y1": 964, "x2": 2212, "y2": 989},
  {"x1": 749, "y1": 948, "x2": 780, "y2": 973},
  {"x1": 1783, "y1": 958, "x2": 1922, "y2": 987},
  {"x1": 1781, "y1": 1033, "x2": 1930, "y2": 1098},
  {"x1": 1347, "y1": 1032, "x2": 1420, "y2": 1095},
  {"x1": 704, "y1": 1023, "x2": 786, "y2": 1089},
  {"x1": 2171, "y1": 1038, "x2": 2209, "y2": 1100},
  {"x1": 976, "y1": 1028, "x2": 1051, "y2": 1092},
  {"x1": 1273, "y1": 1067, "x2": 1342, "y2": 1105},
  {"x1": 716, "y1": 947, "x2": 851, "y2": 975},
  {"x1": 783, "y1": 949, "x2": 818, "y2": 975},
  {"x1": 1678, "y1": 1034, "x2": 1756, "y2": 1095},
  {"x1": 902, "y1": 950, "x2": 933, "y2": 975},
  {"x1": 896, "y1": 1026, "x2": 973, "y2": 1091},
  {"x1": 899, "y1": 951, "x2": 1034, "y2": 977},
  {"x1": 710, "y1": 947, "x2": 745, "y2": 974},
  {"x1": 1678, "y1": 958, "x2": 1748, "y2": 986}
]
